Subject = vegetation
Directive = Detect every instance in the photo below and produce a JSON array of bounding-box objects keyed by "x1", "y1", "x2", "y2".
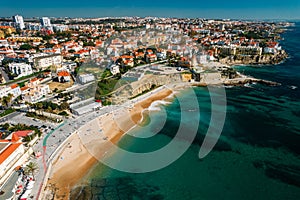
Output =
[
  {"x1": 24, "y1": 162, "x2": 38, "y2": 180},
  {"x1": 58, "y1": 111, "x2": 69, "y2": 116},
  {"x1": 26, "y1": 112, "x2": 62, "y2": 123},
  {"x1": 19, "y1": 43, "x2": 33, "y2": 50},
  {"x1": 1, "y1": 70, "x2": 46, "y2": 86},
  {"x1": 0, "y1": 94, "x2": 13, "y2": 108},
  {"x1": 31, "y1": 101, "x2": 69, "y2": 113},
  {"x1": 96, "y1": 78, "x2": 119, "y2": 97},
  {"x1": 0, "y1": 108, "x2": 15, "y2": 117},
  {"x1": 8, "y1": 123, "x2": 42, "y2": 137}
]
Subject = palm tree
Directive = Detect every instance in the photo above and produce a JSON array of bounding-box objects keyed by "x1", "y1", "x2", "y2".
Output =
[
  {"x1": 1, "y1": 94, "x2": 13, "y2": 108},
  {"x1": 24, "y1": 162, "x2": 38, "y2": 180},
  {"x1": 36, "y1": 102, "x2": 43, "y2": 115}
]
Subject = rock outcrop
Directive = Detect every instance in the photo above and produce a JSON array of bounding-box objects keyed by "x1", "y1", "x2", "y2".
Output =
[{"x1": 219, "y1": 50, "x2": 288, "y2": 66}]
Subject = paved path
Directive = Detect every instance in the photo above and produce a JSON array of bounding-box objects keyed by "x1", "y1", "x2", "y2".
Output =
[{"x1": 0, "y1": 171, "x2": 19, "y2": 200}]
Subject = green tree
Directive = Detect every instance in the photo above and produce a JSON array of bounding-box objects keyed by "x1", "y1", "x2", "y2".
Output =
[
  {"x1": 60, "y1": 102, "x2": 69, "y2": 110},
  {"x1": 1, "y1": 94, "x2": 13, "y2": 108},
  {"x1": 19, "y1": 43, "x2": 33, "y2": 50},
  {"x1": 24, "y1": 162, "x2": 38, "y2": 180}
]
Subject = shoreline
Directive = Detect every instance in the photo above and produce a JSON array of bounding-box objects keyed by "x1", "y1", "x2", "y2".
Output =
[
  {"x1": 43, "y1": 86, "x2": 174, "y2": 200},
  {"x1": 41, "y1": 65, "x2": 282, "y2": 199}
]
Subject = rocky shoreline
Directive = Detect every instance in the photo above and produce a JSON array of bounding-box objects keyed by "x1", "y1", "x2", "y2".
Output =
[{"x1": 219, "y1": 50, "x2": 288, "y2": 66}]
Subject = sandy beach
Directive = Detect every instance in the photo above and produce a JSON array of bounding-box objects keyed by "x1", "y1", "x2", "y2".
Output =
[{"x1": 44, "y1": 87, "x2": 173, "y2": 200}]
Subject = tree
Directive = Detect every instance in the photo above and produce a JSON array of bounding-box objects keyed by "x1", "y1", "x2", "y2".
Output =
[
  {"x1": 2, "y1": 123, "x2": 10, "y2": 130},
  {"x1": 1, "y1": 94, "x2": 13, "y2": 108},
  {"x1": 19, "y1": 43, "x2": 33, "y2": 50},
  {"x1": 60, "y1": 102, "x2": 69, "y2": 110},
  {"x1": 24, "y1": 162, "x2": 38, "y2": 180},
  {"x1": 36, "y1": 102, "x2": 43, "y2": 114}
]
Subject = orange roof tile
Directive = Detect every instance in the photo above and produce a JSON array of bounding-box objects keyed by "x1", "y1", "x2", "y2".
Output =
[
  {"x1": 57, "y1": 71, "x2": 70, "y2": 76},
  {"x1": 30, "y1": 77, "x2": 39, "y2": 83},
  {"x1": 14, "y1": 130, "x2": 33, "y2": 137},
  {"x1": 11, "y1": 133, "x2": 21, "y2": 142},
  {"x1": 10, "y1": 83, "x2": 19, "y2": 89},
  {"x1": 0, "y1": 143, "x2": 22, "y2": 164},
  {"x1": 21, "y1": 86, "x2": 29, "y2": 91}
]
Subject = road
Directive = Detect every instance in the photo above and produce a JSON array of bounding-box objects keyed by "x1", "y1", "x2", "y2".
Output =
[{"x1": 30, "y1": 105, "x2": 118, "y2": 200}]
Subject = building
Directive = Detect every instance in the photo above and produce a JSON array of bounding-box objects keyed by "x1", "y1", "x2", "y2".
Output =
[
  {"x1": 109, "y1": 64, "x2": 120, "y2": 75},
  {"x1": 70, "y1": 98, "x2": 102, "y2": 115},
  {"x1": 22, "y1": 84, "x2": 51, "y2": 103},
  {"x1": 12, "y1": 15, "x2": 25, "y2": 30},
  {"x1": 77, "y1": 74, "x2": 95, "y2": 84},
  {"x1": 0, "y1": 84, "x2": 21, "y2": 99},
  {"x1": 218, "y1": 46, "x2": 262, "y2": 56},
  {"x1": 0, "y1": 134, "x2": 25, "y2": 186},
  {"x1": 57, "y1": 71, "x2": 71, "y2": 82},
  {"x1": 33, "y1": 54, "x2": 62, "y2": 70},
  {"x1": 40, "y1": 17, "x2": 51, "y2": 27},
  {"x1": 8, "y1": 62, "x2": 33, "y2": 78}
]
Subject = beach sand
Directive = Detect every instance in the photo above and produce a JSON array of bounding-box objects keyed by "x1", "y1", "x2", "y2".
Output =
[{"x1": 44, "y1": 87, "x2": 173, "y2": 200}]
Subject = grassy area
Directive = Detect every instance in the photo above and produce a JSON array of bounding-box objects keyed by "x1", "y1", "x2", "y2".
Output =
[
  {"x1": 96, "y1": 78, "x2": 119, "y2": 97},
  {"x1": 0, "y1": 108, "x2": 15, "y2": 117},
  {"x1": 48, "y1": 79, "x2": 74, "y2": 91}
]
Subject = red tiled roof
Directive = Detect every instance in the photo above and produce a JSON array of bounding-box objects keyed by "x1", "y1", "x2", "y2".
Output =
[
  {"x1": 57, "y1": 71, "x2": 70, "y2": 76},
  {"x1": 10, "y1": 83, "x2": 19, "y2": 89},
  {"x1": 0, "y1": 143, "x2": 22, "y2": 165},
  {"x1": 14, "y1": 130, "x2": 33, "y2": 137},
  {"x1": 30, "y1": 77, "x2": 39, "y2": 83},
  {"x1": 21, "y1": 86, "x2": 29, "y2": 91}
]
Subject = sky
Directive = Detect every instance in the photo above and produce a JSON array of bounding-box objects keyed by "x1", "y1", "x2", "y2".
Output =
[{"x1": 1, "y1": 0, "x2": 300, "y2": 19}]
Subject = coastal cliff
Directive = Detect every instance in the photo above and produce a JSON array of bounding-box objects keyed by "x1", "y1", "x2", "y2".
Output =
[
  {"x1": 219, "y1": 50, "x2": 288, "y2": 66},
  {"x1": 111, "y1": 74, "x2": 181, "y2": 104}
]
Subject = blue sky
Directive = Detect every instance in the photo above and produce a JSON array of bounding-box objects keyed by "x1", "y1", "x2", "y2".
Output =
[{"x1": 1, "y1": 0, "x2": 300, "y2": 19}]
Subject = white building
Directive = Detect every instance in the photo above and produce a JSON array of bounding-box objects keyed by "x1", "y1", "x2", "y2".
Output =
[
  {"x1": 53, "y1": 24, "x2": 68, "y2": 32},
  {"x1": 40, "y1": 17, "x2": 51, "y2": 27},
  {"x1": 33, "y1": 54, "x2": 62, "y2": 70},
  {"x1": 77, "y1": 74, "x2": 95, "y2": 84},
  {"x1": 0, "y1": 134, "x2": 25, "y2": 186},
  {"x1": 109, "y1": 64, "x2": 120, "y2": 75},
  {"x1": 8, "y1": 63, "x2": 33, "y2": 78},
  {"x1": 22, "y1": 84, "x2": 51, "y2": 103},
  {"x1": 57, "y1": 71, "x2": 71, "y2": 82},
  {"x1": 0, "y1": 84, "x2": 21, "y2": 99},
  {"x1": 70, "y1": 98, "x2": 102, "y2": 115},
  {"x1": 12, "y1": 15, "x2": 25, "y2": 30},
  {"x1": 0, "y1": 39, "x2": 9, "y2": 47}
]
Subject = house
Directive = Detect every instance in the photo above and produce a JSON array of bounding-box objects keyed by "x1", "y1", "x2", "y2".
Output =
[
  {"x1": 9, "y1": 84, "x2": 21, "y2": 97},
  {"x1": 109, "y1": 64, "x2": 120, "y2": 75},
  {"x1": 57, "y1": 71, "x2": 71, "y2": 82},
  {"x1": 263, "y1": 41, "x2": 281, "y2": 54},
  {"x1": 146, "y1": 54, "x2": 157, "y2": 63}
]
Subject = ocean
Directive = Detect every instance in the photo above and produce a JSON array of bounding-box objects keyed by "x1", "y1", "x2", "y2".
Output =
[{"x1": 73, "y1": 22, "x2": 300, "y2": 200}]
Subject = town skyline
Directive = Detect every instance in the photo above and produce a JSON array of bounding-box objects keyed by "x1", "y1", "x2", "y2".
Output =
[{"x1": 1, "y1": 0, "x2": 300, "y2": 20}]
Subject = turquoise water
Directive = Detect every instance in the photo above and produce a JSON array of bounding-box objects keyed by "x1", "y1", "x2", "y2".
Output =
[{"x1": 74, "y1": 23, "x2": 300, "y2": 200}]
